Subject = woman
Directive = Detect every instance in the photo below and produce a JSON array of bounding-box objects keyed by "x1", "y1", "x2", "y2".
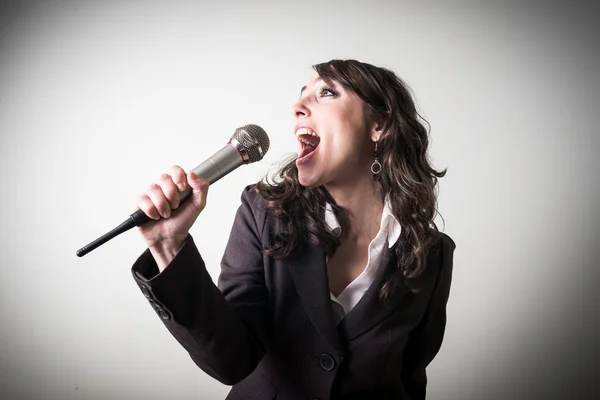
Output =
[{"x1": 131, "y1": 59, "x2": 456, "y2": 399}]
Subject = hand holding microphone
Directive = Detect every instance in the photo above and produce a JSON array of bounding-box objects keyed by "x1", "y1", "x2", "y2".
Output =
[
  {"x1": 76, "y1": 124, "x2": 270, "y2": 258},
  {"x1": 134, "y1": 166, "x2": 210, "y2": 270}
]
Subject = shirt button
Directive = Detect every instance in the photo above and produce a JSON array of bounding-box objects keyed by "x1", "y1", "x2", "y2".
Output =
[{"x1": 318, "y1": 354, "x2": 335, "y2": 371}]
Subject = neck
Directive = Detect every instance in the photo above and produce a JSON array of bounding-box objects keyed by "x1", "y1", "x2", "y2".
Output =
[{"x1": 325, "y1": 174, "x2": 384, "y2": 241}]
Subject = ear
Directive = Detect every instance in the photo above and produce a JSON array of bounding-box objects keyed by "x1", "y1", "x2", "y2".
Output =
[{"x1": 369, "y1": 117, "x2": 386, "y2": 142}]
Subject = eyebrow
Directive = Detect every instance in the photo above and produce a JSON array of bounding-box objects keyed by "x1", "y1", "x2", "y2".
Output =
[{"x1": 299, "y1": 78, "x2": 327, "y2": 97}]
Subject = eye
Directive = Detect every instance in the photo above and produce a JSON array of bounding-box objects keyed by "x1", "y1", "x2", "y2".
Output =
[{"x1": 318, "y1": 86, "x2": 337, "y2": 98}]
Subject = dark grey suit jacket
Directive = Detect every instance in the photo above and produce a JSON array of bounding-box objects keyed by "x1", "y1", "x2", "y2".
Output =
[{"x1": 131, "y1": 185, "x2": 456, "y2": 400}]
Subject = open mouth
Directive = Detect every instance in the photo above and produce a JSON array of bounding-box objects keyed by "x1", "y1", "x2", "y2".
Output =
[{"x1": 296, "y1": 127, "x2": 320, "y2": 162}]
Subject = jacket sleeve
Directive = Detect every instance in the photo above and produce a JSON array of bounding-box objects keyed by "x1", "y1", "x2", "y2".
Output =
[
  {"x1": 130, "y1": 185, "x2": 271, "y2": 385},
  {"x1": 400, "y1": 234, "x2": 456, "y2": 399}
]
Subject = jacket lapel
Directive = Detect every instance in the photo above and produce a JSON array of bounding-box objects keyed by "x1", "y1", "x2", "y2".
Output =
[
  {"x1": 337, "y1": 244, "x2": 414, "y2": 341},
  {"x1": 286, "y1": 240, "x2": 343, "y2": 356}
]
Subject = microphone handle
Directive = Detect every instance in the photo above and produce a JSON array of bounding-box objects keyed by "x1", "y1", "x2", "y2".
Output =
[{"x1": 76, "y1": 144, "x2": 244, "y2": 257}]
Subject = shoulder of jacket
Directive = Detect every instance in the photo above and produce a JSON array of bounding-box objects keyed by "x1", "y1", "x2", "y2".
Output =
[
  {"x1": 424, "y1": 231, "x2": 456, "y2": 277},
  {"x1": 436, "y1": 232, "x2": 456, "y2": 280},
  {"x1": 427, "y1": 231, "x2": 456, "y2": 256},
  {"x1": 238, "y1": 183, "x2": 273, "y2": 235},
  {"x1": 438, "y1": 232, "x2": 456, "y2": 251},
  {"x1": 240, "y1": 183, "x2": 266, "y2": 210}
]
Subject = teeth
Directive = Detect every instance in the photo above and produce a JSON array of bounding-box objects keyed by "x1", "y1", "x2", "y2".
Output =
[
  {"x1": 299, "y1": 138, "x2": 314, "y2": 146},
  {"x1": 295, "y1": 127, "x2": 317, "y2": 137}
]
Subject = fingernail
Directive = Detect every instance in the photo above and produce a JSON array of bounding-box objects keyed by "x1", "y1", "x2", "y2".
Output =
[{"x1": 177, "y1": 183, "x2": 185, "y2": 191}]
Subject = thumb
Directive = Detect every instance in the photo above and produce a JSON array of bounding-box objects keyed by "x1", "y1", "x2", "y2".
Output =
[{"x1": 187, "y1": 171, "x2": 209, "y2": 208}]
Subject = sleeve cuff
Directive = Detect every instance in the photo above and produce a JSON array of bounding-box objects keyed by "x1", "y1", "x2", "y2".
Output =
[
  {"x1": 131, "y1": 234, "x2": 192, "y2": 282},
  {"x1": 130, "y1": 234, "x2": 212, "y2": 325}
]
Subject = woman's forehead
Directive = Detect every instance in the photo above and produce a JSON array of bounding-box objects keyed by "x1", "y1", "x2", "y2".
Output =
[
  {"x1": 303, "y1": 72, "x2": 323, "y2": 88},
  {"x1": 300, "y1": 72, "x2": 339, "y2": 93},
  {"x1": 300, "y1": 73, "x2": 324, "y2": 96}
]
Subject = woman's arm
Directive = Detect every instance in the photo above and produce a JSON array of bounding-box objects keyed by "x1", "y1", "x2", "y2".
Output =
[
  {"x1": 400, "y1": 234, "x2": 456, "y2": 399},
  {"x1": 131, "y1": 185, "x2": 271, "y2": 385}
]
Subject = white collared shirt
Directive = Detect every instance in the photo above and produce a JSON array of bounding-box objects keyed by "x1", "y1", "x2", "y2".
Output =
[{"x1": 325, "y1": 197, "x2": 402, "y2": 325}]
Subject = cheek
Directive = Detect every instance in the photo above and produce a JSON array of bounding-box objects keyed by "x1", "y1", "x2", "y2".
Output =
[
  {"x1": 322, "y1": 137, "x2": 364, "y2": 168},
  {"x1": 318, "y1": 107, "x2": 368, "y2": 160},
  {"x1": 328, "y1": 124, "x2": 367, "y2": 156}
]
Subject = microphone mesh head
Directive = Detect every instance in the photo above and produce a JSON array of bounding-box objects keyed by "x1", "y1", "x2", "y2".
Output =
[{"x1": 232, "y1": 124, "x2": 270, "y2": 163}]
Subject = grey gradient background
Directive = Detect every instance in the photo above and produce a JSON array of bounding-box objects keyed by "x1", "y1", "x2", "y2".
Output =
[{"x1": 1, "y1": 0, "x2": 599, "y2": 399}]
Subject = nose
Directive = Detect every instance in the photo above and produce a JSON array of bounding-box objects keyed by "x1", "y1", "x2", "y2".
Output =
[{"x1": 291, "y1": 97, "x2": 310, "y2": 118}]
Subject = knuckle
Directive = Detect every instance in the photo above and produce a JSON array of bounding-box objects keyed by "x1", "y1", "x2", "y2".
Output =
[
  {"x1": 170, "y1": 165, "x2": 184, "y2": 176},
  {"x1": 168, "y1": 192, "x2": 180, "y2": 208},
  {"x1": 138, "y1": 197, "x2": 157, "y2": 218},
  {"x1": 137, "y1": 193, "x2": 151, "y2": 207},
  {"x1": 160, "y1": 206, "x2": 171, "y2": 218},
  {"x1": 157, "y1": 197, "x2": 170, "y2": 210},
  {"x1": 153, "y1": 197, "x2": 168, "y2": 211},
  {"x1": 146, "y1": 191, "x2": 163, "y2": 206},
  {"x1": 150, "y1": 194, "x2": 170, "y2": 213},
  {"x1": 159, "y1": 173, "x2": 171, "y2": 182},
  {"x1": 160, "y1": 178, "x2": 179, "y2": 203},
  {"x1": 146, "y1": 183, "x2": 160, "y2": 193},
  {"x1": 169, "y1": 166, "x2": 185, "y2": 181}
]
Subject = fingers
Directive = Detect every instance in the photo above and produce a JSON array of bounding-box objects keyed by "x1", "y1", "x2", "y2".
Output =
[
  {"x1": 145, "y1": 183, "x2": 172, "y2": 219},
  {"x1": 135, "y1": 165, "x2": 188, "y2": 220},
  {"x1": 187, "y1": 171, "x2": 209, "y2": 210},
  {"x1": 187, "y1": 171, "x2": 209, "y2": 191},
  {"x1": 158, "y1": 173, "x2": 180, "y2": 210},
  {"x1": 168, "y1": 165, "x2": 187, "y2": 192},
  {"x1": 136, "y1": 192, "x2": 161, "y2": 220}
]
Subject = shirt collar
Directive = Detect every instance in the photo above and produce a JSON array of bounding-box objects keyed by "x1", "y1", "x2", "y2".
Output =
[{"x1": 324, "y1": 196, "x2": 401, "y2": 248}]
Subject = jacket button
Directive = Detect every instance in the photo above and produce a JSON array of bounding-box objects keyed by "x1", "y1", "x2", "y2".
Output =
[
  {"x1": 140, "y1": 285, "x2": 151, "y2": 298},
  {"x1": 156, "y1": 308, "x2": 170, "y2": 320},
  {"x1": 318, "y1": 354, "x2": 335, "y2": 371}
]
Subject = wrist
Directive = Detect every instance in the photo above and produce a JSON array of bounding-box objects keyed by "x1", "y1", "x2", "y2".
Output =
[{"x1": 149, "y1": 235, "x2": 188, "y2": 272}]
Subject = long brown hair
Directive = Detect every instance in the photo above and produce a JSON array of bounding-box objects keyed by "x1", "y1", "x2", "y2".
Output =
[{"x1": 256, "y1": 59, "x2": 446, "y2": 300}]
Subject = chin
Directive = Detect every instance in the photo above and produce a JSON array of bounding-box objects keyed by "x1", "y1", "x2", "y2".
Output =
[
  {"x1": 297, "y1": 171, "x2": 322, "y2": 188},
  {"x1": 298, "y1": 175, "x2": 318, "y2": 188}
]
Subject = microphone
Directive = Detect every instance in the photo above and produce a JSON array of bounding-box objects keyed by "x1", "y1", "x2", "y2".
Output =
[{"x1": 76, "y1": 124, "x2": 270, "y2": 257}]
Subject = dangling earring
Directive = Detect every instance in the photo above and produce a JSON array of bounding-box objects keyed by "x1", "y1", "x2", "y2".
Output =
[{"x1": 371, "y1": 141, "x2": 382, "y2": 175}]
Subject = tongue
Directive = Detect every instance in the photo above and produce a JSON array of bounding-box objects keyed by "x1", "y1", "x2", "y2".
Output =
[{"x1": 299, "y1": 144, "x2": 317, "y2": 159}]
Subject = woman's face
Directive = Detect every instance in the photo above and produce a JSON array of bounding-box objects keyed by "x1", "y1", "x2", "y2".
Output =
[{"x1": 291, "y1": 71, "x2": 378, "y2": 188}]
